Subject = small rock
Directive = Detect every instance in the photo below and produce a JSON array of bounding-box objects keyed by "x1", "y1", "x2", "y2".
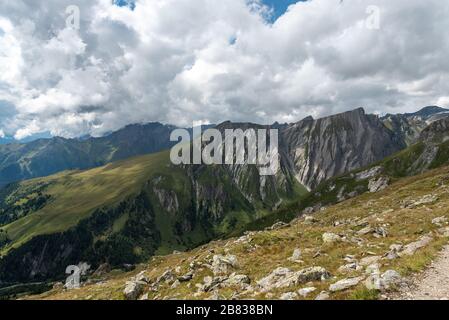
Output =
[
  {"x1": 357, "y1": 226, "x2": 374, "y2": 236},
  {"x1": 156, "y1": 270, "x2": 176, "y2": 284},
  {"x1": 368, "y1": 176, "x2": 390, "y2": 193},
  {"x1": 280, "y1": 292, "x2": 298, "y2": 300},
  {"x1": 365, "y1": 263, "x2": 380, "y2": 275},
  {"x1": 432, "y1": 216, "x2": 448, "y2": 227},
  {"x1": 381, "y1": 270, "x2": 401, "y2": 287},
  {"x1": 399, "y1": 235, "x2": 433, "y2": 256},
  {"x1": 124, "y1": 280, "x2": 146, "y2": 300},
  {"x1": 374, "y1": 227, "x2": 388, "y2": 238},
  {"x1": 212, "y1": 255, "x2": 238, "y2": 275},
  {"x1": 390, "y1": 244, "x2": 403, "y2": 252},
  {"x1": 135, "y1": 271, "x2": 149, "y2": 283},
  {"x1": 178, "y1": 272, "x2": 194, "y2": 282},
  {"x1": 338, "y1": 263, "x2": 363, "y2": 274},
  {"x1": 315, "y1": 291, "x2": 330, "y2": 300},
  {"x1": 329, "y1": 276, "x2": 365, "y2": 292},
  {"x1": 304, "y1": 215, "x2": 318, "y2": 224},
  {"x1": 256, "y1": 267, "x2": 330, "y2": 292},
  {"x1": 139, "y1": 293, "x2": 149, "y2": 300},
  {"x1": 298, "y1": 287, "x2": 317, "y2": 297},
  {"x1": 438, "y1": 227, "x2": 449, "y2": 237},
  {"x1": 297, "y1": 266, "x2": 332, "y2": 283},
  {"x1": 267, "y1": 221, "x2": 289, "y2": 231},
  {"x1": 200, "y1": 276, "x2": 228, "y2": 292},
  {"x1": 288, "y1": 249, "x2": 303, "y2": 263},
  {"x1": 356, "y1": 166, "x2": 383, "y2": 181},
  {"x1": 401, "y1": 195, "x2": 439, "y2": 209},
  {"x1": 322, "y1": 232, "x2": 342, "y2": 244},
  {"x1": 343, "y1": 255, "x2": 357, "y2": 263},
  {"x1": 365, "y1": 270, "x2": 402, "y2": 291},
  {"x1": 359, "y1": 256, "x2": 382, "y2": 266},
  {"x1": 171, "y1": 280, "x2": 181, "y2": 289},
  {"x1": 225, "y1": 273, "x2": 251, "y2": 288}
]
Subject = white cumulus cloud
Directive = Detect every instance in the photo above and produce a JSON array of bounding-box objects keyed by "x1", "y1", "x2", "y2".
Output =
[{"x1": 0, "y1": 0, "x2": 449, "y2": 138}]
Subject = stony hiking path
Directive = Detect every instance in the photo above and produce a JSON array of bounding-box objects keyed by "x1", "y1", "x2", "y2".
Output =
[{"x1": 391, "y1": 245, "x2": 449, "y2": 300}]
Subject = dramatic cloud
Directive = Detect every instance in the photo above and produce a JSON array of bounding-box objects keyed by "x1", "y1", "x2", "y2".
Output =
[{"x1": 0, "y1": 0, "x2": 449, "y2": 138}]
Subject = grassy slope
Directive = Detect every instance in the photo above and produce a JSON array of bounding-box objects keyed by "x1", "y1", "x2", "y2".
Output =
[
  {"x1": 2, "y1": 151, "x2": 171, "y2": 253},
  {"x1": 29, "y1": 165, "x2": 449, "y2": 300},
  {"x1": 238, "y1": 140, "x2": 449, "y2": 233},
  {"x1": 1, "y1": 149, "x2": 305, "y2": 258}
]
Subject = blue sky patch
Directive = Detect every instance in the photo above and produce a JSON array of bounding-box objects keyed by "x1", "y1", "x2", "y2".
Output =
[
  {"x1": 113, "y1": 0, "x2": 136, "y2": 10},
  {"x1": 262, "y1": 0, "x2": 303, "y2": 21}
]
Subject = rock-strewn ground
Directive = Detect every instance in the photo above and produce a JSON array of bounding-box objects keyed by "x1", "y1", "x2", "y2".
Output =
[{"x1": 26, "y1": 166, "x2": 449, "y2": 300}]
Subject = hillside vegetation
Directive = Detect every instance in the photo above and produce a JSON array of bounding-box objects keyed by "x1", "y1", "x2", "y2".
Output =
[
  {"x1": 0, "y1": 150, "x2": 303, "y2": 285},
  {"x1": 27, "y1": 164, "x2": 449, "y2": 300}
]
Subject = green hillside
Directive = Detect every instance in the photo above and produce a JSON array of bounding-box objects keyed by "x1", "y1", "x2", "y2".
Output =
[{"x1": 0, "y1": 150, "x2": 303, "y2": 285}]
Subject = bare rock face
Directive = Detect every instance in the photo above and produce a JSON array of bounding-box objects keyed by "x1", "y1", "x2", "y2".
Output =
[{"x1": 281, "y1": 108, "x2": 404, "y2": 190}]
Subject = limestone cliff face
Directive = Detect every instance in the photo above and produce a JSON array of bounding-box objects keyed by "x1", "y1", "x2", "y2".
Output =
[
  {"x1": 280, "y1": 108, "x2": 405, "y2": 190},
  {"x1": 212, "y1": 108, "x2": 407, "y2": 192}
]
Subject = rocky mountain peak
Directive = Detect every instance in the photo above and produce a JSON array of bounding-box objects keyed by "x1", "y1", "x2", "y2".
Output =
[
  {"x1": 281, "y1": 108, "x2": 404, "y2": 190},
  {"x1": 406, "y1": 106, "x2": 449, "y2": 119}
]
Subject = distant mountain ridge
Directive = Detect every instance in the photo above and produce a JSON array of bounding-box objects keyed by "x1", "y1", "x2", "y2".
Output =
[
  {"x1": 382, "y1": 106, "x2": 449, "y2": 146},
  {"x1": 0, "y1": 123, "x2": 180, "y2": 187}
]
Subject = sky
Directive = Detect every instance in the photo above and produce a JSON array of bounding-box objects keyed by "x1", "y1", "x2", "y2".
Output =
[
  {"x1": 1, "y1": 0, "x2": 449, "y2": 139},
  {"x1": 262, "y1": 0, "x2": 303, "y2": 21}
]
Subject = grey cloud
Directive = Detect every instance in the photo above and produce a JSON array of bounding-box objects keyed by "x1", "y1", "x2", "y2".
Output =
[{"x1": 0, "y1": 0, "x2": 449, "y2": 138}]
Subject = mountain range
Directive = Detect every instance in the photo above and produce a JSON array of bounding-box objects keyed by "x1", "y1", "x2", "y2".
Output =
[{"x1": 0, "y1": 106, "x2": 449, "y2": 288}]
